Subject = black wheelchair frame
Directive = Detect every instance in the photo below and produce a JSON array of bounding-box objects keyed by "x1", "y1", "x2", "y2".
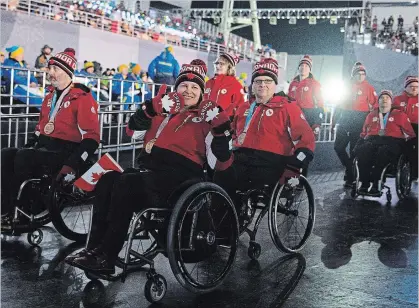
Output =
[
  {"x1": 351, "y1": 153, "x2": 412, "y2": 203},
  {"x1": 1, "y1": 160, "x2": 96, "y2": 246},
  {"x1": 237, "y1": 174, "x2": 316, "y2": 259},
  {"x1": 80, "y1": 171, "x2": 316, "y2": 303}
]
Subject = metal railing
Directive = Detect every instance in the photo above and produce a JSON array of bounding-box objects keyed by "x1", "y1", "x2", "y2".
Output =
[
  {"x1": 0, "y1": 0, "x2": 260, "y2": 62},
  {"x1": 0, "y1": 66, "x2": 337, "y2": 167}
]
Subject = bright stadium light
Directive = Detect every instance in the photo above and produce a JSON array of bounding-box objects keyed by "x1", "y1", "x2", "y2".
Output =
[{"x1": 323, "y1": 79, "x2": 348, "y2": 106}]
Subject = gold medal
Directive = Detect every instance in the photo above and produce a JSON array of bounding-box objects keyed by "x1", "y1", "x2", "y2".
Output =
[
  {"x1": 145, "y1": 138, "x2": 156, "y2": 154},
  {"x1": 238, "y1": 133, "x2": 246, "y2": 145},
  {"x1": 379, "y1": 129, "x2": 385, "y2": 136},
  {"x1": 44, "y1": 122, "x2": 55, "y2": 135}
]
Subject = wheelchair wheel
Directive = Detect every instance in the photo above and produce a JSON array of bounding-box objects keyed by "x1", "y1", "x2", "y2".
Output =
[
  {"x1": 396, "y1": 154, "x2": 412, "y2": 200},
  {"x1": 167, "y1": 182, "x2": 238, "y2": 294},
  {"x1": 144, "y1": 274, "x2": 167, "y2": 303},
  {"x1": 268, "y1": 176, "x2": 315, "y2": 254},
  {"x1": 48, "y1": 182, "x2": 93, "y2": 243}
]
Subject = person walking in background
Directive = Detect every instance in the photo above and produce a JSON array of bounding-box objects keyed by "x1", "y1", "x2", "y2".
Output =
[
  {"x1": 393, "y1": 76, "x2": 418, "y2": 180},
  {"x1": 147, "y1": 46, "x2": 180, "y2": 87},
  {"x1": 204, "y1": 52, "x2": 245, "y2": 116},
  {"x1": 333, "y1": 62, "x2": 377, "y2": 187}
]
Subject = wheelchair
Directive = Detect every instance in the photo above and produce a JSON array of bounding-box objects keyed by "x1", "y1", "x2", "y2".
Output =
[
  {"x1": 1, "y1": 161, "x2": 95, "y2": 246},
  {"x1": 235, "y1": 171, "x2": 316, "y2": 260},
  {"x1": 82, "y1": 180, "x2": 239, "y2": 304},
  {"x1": 351, "y1": 153, "x2": 412, "y2": 203}
]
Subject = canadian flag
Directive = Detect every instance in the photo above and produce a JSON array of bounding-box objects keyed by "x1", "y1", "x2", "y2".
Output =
[{"x1": 74, "y1": 153, "x2": 124, "y2": 192}]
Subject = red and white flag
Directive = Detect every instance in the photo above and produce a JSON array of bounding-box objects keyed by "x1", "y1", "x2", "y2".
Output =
[{"x1": 74, "y1": 153, "x2": 124, "y2": 192}]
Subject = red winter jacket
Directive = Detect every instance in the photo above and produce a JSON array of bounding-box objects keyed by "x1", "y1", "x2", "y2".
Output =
[
  {"x1": 341, "y1": 80, "x2": 377, "y2": 112},
  {"x1": 204, "y1": 75, "x2": 245, "y2": 116},
  {"x1": 129, "y1": 107, "x2": 232, "y2": 172},
  {"x1": 232, "y1": 93, "x2": 315, "y2": 156},
  {"x1": 288, "y1": 74, "x2": 324, "y2": 109},
  {"x1": 36, "y1": 84, "x2": 100, "y2": 144},
  {"x1": 360, "y1": 109, "x2": 415, "y2": 140},
  {"x1": 393, "y1": 92, "x2": 418, "y2": 124}
]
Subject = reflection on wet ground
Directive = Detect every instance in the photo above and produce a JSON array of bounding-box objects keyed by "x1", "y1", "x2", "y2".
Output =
[{"x1": 2, "y1": 172, "x2": 417, "y2": 308}]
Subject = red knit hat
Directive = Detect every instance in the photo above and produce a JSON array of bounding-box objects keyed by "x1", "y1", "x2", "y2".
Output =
[
  {"x1": 220, "y1": 52, "x2": 240, "y2": 67},
  {"x1": 405, "y1": 76, "x2": 418, "y2": 88},
  {"x1": 174, "y1": 64, "x2": 206, "y2": 92},
  {"x1": 299, "y1": 55, "x2": 312, "y2": 70},
  {"x1": 190, "y1": 59, "x2": 207, "y2": 75},
  {"x1": 379, "y1": 89, "x2": 393, "y2": 101},
  {"x1": 48, "y1": 48, "x2": 77, "y2": 78},
  {"x1": 252, "y1": 58, "x2": 279, "y2": 84},
  {"x1": 351, "y1": 61, "x2": 366, "y2": 77}
]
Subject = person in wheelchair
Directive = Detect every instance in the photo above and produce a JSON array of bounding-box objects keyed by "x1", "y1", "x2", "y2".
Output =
[
  {"x1": 393, "y1": 76, "x2": 418, "y2": 180},
  {"x1": 1, "y1": 47, "x2": 100, "y2": 224},
  {"x1": 353, "y1": 90, "x2": 416, "y2": 195},
  {"x1": 213, "y1": 58, "x2": 316, "y2": 219},
  {"x1": 65, "y1": 61, "x2": 232, "y2": 275}
]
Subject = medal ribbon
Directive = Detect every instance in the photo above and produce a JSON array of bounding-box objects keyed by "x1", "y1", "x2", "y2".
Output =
[
  {"x1": 243, "y1": 102, "x2": 258, "y2": 134},
  {"x1": 48, "y1": 87, "x2": 71, "y2": 121},
  {"x1": 378, "y1": 112, "x2": 390, "y2": 131}
]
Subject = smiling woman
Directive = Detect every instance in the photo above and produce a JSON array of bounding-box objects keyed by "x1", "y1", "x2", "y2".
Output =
[{"x1": 65, "y1": 59, "x2": 235, "y2": 276}]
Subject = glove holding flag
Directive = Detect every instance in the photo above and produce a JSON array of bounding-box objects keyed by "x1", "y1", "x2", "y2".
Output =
[
  {"x1": 198, "y1": 100, "x2": 232, "y2": 163},
  {"x1": 74, "y1": 153, "x2": 124, "y2": 192}
]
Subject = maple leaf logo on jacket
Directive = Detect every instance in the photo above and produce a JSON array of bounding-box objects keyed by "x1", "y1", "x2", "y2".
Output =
[
  {"x1": 161, "y1": 95, "x2": 175, "y2": 112},
  {"x1": 205, "y1": 107, "x2": 220, "y2": 122}
]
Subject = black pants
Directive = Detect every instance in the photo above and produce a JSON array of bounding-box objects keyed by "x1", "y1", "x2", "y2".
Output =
[
  {"x1": 87, "y1": 168, "x2": 198, "y2": 262},
  {"x1": 213, "y1": 161, "x2": 285, "y2": 211},
  {"x1": 1, "y1": 147, "x2": 67, "y2": 214},
  {"x1": 334, "y1": 126, "x2": 362, "y2": 181},
  {"x1": 408, "y1": 124, "x2": 418, "y2": 178},
  {"x1": 356, "y1": 141, "x2": 402, "y2": 183},
  {"x1": 301, "y1": 108, "x2": 322, "y2": 178}
]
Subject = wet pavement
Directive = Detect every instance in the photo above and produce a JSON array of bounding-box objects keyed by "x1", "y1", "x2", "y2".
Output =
[{"x1": 1, "y1": 171, "x2": 418, "y2": 308}]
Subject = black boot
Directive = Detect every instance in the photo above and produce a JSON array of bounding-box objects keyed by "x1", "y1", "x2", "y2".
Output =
[{"x1": 72, "y1": 250, "x2": 115, "y2": 275}]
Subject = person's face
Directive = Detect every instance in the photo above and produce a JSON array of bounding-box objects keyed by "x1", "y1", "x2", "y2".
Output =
[
  {"x1": 0, "y1": 54, "x2": 4, "y2": 64},
  {"x1": 355, "y1": 71, "x2": 366, "y2": 82},
  {"x1": 48, "y1": 65, "x2": 71, "y2": 89},
  {"x1": 86, "y1": 66, "x2": 94, "y2": 74},
  {"x1": 252, "y1": 76, "x2": 276, "y2": 102},
  {"x1": 44, "y1": 48, "x2": 52, "y2": 55},
  {"x1": 299, "y1": 63, "x2": 310, "y2": 77},
  {"x1": 379, "y1": 94, "x2": 392, "y2": 110},
  {"x1": 214, "y1": 57, "x2": 229, "y2": 75},
  {"x1": 14, "y1": 52, "x2": 24, "y2": 62},
  {"x1": 406, "y1": 81, "x2": 418, "y2": 96},
  {"x1": 176, "y1": 81, "x2": 201, "y2": 106},
  {"x1": 121, "y1": 67, "x2": 128, "y2": 75}
]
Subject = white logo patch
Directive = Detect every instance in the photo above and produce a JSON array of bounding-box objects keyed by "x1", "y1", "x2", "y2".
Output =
[
  {"x1": 291, "y1": 86, "x2": 296, "y2": 92},
  {"x1": 91, "y1": 106, "x2": 96, "y2": 114},
  {"x1": 266, "y1": 109, "x2": 273, "y2": 116},
  {"x1": 358, "y1": 90, "x2": 363, "y2": 95},
  {"x1": 300, "y1": 113, "x2": 306, "y2": 120},
  {"x1": 205, "y1": 107, "x2": 220, "y2": 122},
  {"x1": 221, "y1": 89, "x2": 227, "y2": 95},
  {"x1": 400, "y1": 102, "x2": 406, "y2": 107},
  {"x1": 389, "y1": 117, "x2": 394, "y2": 122},
  {"x1": 47, "y1": 99, "x2": 52, "y2": 107},
  {"x1": 303, "y1": 86, "x2": 309, "y2": 92},
  {"x1": 64, "y1": 101, "x2": 70, "y2": 108},
  {"x1": 373, "y1": 91, "x2": 377, "y2": 96},
  {"x1": 192, "y1": 117, "x2": 202, "y2": 123},
  {"x1": 373, "y1": 117, "x2": 378, "y2": 122},
  {"x1": 204, "y1": 88, "x2": 211, "y2": 94}
]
